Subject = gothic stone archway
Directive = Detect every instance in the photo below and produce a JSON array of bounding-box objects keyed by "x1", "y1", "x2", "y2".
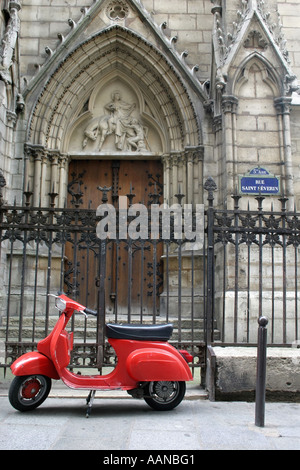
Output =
[{"x1": 21, "y1": 23, "x2": 205, "y2": 370}]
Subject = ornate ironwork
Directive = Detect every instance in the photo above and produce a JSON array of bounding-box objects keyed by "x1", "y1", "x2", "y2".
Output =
[
  {"x1": 3, "y1": 174, "x2": 298, "y2": 378},
  {"x1": 0, "y1": 175, "x2": 204, "y2": 379},
  {"x1": 205, "y1": 177, "x2": 300, "y2": 345}
]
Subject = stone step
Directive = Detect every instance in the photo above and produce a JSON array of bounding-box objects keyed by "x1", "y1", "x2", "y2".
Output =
[
  {"x1": 0, "y1": 327, "x2": 219, "y2": 344},
  {"x1": 0, "y1": 316, "x2": 220, "y2": 342},
  {"x1": 0, "y1": 315, "x2": 214, "y2": 331},
  {"x1": 0, "y1": 326, "x2": 212, "y2": 341},
  {"x1": 1, "y1": 314, "x2": 208, "y2": 329}
]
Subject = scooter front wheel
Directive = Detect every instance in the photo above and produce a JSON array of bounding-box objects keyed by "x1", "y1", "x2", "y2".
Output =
[
  {"x1": 9, "y1": 375, "x2": 51, "y2": 412},
  {"x1": 143, "y1": 381, "x2": 186, "y2": 411}
]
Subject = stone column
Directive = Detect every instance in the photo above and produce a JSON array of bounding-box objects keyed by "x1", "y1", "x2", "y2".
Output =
[
  {"x1": 184, "y1": 146, "x2": 204, "y2": 206},
  {"x1": 213, "y1": 115, "x2": 222, "y2": 196},
  {"x1": 49, "y1": 151, "x2": 59, "y2": 194},
  {"x1": 58, "y1": 154, "x2": 69, "y2": 208},
  {"x1": 186, "y1": 149, "x2": 194, "y2": 205},
  {"x1": 25, "y1": 144, "x2": 46, "y2": 206},
  {"x1": 171, "y1": 152, "x2": 179, "y2": 204},
  {"x1": 196, "y1": 146, "x2": 204, "y2": 205},
  {"x1": 4, "y1": 110, "x2": 17, "y2": 198},
  {"x1": 40, "y1": 151, "x2": 48, "y2": 207},
  {"x1": 161, "y1": 153, "x2": 171, "y2": 204},
  {"x1": 178, "y1": 152, "x2": 187, "y2": 203},
  {"x1": 274, "y1": 96, "x2": 294, "y2": 208},
  {"x1": 221, "y1": 95, "x2": 239, "y2": 200},
  {"x1": 33, "y1": 150, "x2": 42, "y2": 206}
]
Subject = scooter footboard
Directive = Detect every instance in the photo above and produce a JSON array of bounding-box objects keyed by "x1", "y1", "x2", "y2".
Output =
[{"x1": 126, "y1": 347, "x2": 193, "y2": 382}]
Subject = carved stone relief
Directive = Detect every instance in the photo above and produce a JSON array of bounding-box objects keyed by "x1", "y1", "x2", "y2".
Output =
[
  {"x1": 243, "y1": 30, "x2": 268, "y2": 50},
  {"x1": 106, "y1": 1, "x2": 129, "y2": 22},
  {"x1": 0, "y1": 1, "x2": 21, "y2": 82},
  {"x1": 82, "y1": 91, "x2": 148, "y2": 152},
  {"x1": 68, "y1": 80, "x2": 164, "y2": 156}
]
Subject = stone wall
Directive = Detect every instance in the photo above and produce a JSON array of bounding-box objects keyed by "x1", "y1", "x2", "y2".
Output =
[
  {"x1": 0, "y1": 0, "x2": 300, "y2": 348},
  {"x1": 278, "y1": 0, "x2": 300, "y2": 77},
  {"x1": 290, "y1": 106, "x2": 300, "y2": 208},
  {"x1": 19, "y1": 0, "x2": 92, "y2": 78},
  {"x1": 19, "y1": 1, "x2": 213, "y2": 81},
  {"x1": 9, "y1": 1, "x2": 300, "y2": 210},
  {"x1": 213, "y1": 346, "x2": 300, "y2": 401}
]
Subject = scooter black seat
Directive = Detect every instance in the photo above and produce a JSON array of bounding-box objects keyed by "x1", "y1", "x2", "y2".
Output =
[{"x1": 105, "y1": 323, "x2": 173, "y2": 341}]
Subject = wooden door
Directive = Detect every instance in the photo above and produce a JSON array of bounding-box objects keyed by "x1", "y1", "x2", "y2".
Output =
[{"x1": 66, "y1": 159, "x2": 163, "y2": 321}]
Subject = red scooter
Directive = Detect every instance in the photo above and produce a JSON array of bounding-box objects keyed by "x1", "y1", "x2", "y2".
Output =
[{"x1": 9, "y1": 293, "x2": 193, "y2": 416}]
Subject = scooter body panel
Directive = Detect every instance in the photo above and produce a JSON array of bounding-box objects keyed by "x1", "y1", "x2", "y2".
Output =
[
  {"x1": 11, "y1": 351, "x2": 60, "y2": 380},
  {"x1": 126, "y1": 347, "x2": 193, "y2": 382},
  {"x1": 49, "y1": 337, "x2": 192, "y2": 390}
]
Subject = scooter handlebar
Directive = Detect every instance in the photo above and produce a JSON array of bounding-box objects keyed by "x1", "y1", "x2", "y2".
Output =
[{"x1": 83, "y1": 307, "x2": 98, "y2": 317}]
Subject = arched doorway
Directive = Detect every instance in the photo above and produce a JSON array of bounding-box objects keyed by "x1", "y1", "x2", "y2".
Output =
[
  {"x1": 25, "y1": 26, "x2": 202, "y2": 209},
  {"x1": 67, "y1": 158, "x2": 163, "y2": 319},
  {"x1": 23, "y1": 24, "x2": 205, "y2": 369}
]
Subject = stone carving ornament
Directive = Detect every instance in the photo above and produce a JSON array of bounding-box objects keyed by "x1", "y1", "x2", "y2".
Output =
[
  {"x1": 0, "y1": 1, "x2": 21, "y2": 79},
  {"x1": 106, "y1": 1, "x2": 129, "y2": 21},
  {"x1": 82, "y1": 91, "x2": 149, "y2": 152}
]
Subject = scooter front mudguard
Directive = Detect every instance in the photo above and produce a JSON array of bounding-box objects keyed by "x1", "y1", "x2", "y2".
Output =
[
  {"x1": 126, "y1": 347, "x2": 193, "y2": 382},
  {"x1": 11, "y1": 351, "x2": 60, "y2": 380}
]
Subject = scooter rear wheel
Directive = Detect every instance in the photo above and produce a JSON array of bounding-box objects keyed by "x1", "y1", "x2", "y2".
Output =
[
  {"x1": 143, "y1": 381, "x2": 186, "y2": 411},
  {"x1": 9, "y1": 375, "x2": 51, "y2": 412}
]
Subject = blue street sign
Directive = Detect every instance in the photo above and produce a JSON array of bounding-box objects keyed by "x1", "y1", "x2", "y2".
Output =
[{"x1": 239, "y1": 167, "x2": 280, "y2": 195}]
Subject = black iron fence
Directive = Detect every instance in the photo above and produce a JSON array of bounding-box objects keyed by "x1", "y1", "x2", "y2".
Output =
[
  {"x1": 205, "y1": 176, "x2": 300, "y2": 346},
  {"x1": 0, "y1": 186, "x2": 205, "y2": 377},
  {"x1": 0, "y1": 177, "x2": 299, "y2": 382}
]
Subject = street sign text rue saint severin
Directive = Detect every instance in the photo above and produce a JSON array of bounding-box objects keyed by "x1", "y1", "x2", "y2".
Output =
[{"x1": 239, "y1": 167, "x2": 280, "y2": 196}]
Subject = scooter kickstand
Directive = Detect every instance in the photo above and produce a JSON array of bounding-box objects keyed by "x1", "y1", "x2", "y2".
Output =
[
  {"x1": 86, "y1": 390, "x2": 96, "y2": 418},
  {"x1": 86, "y1": 390, "x2": 92, "y2": 405}
]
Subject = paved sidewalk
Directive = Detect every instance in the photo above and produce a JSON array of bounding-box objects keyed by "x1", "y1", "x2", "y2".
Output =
[{"x1": 0, "y1": 384, "x2": 299, "y2": 450}]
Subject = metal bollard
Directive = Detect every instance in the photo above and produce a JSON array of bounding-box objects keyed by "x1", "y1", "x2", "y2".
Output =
[{"x1": 255, "y1": 316, "x2": 268, "y2": 427}]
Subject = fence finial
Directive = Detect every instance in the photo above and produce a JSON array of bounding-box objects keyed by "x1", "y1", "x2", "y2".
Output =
[{"x1": 204, "y1": 177, "x2": 217, "y2": 204}]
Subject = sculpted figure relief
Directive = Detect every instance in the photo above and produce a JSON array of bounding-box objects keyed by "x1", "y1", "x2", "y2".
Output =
[
  {"x1": 82, "y1": 91, "x2": 148, "y2": 152},
  {"x1": 1, "y1": 6, "x2": 20, "y2": 76}
]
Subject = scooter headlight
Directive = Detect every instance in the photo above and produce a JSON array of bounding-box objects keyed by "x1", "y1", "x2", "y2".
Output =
[{"x1": 55, "y1": 297, "x2": 67, "y2": 312}]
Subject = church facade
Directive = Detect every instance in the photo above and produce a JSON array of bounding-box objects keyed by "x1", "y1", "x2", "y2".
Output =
[
  {"x1": 0, "y1": 0, "x2": 300, "y2": 364},
  {"x1": 1, "y1": 0, "x2": 299, "y2": 210}
]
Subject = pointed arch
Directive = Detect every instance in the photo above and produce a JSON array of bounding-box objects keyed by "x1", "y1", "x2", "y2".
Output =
[
  {"x1": 232, "y1": 53, "x2": 281, "y2": 98},
  {"x1": 26, "y1": 25, "x2": 202, "y2": 154},
  {"x1": 64, "y1": 69, "x2": 168, "y2": 155}
]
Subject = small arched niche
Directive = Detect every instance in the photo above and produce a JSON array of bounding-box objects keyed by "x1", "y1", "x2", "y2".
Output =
[{"x1": 233, "y1": 56, "x2": 282, "y2": 170}]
